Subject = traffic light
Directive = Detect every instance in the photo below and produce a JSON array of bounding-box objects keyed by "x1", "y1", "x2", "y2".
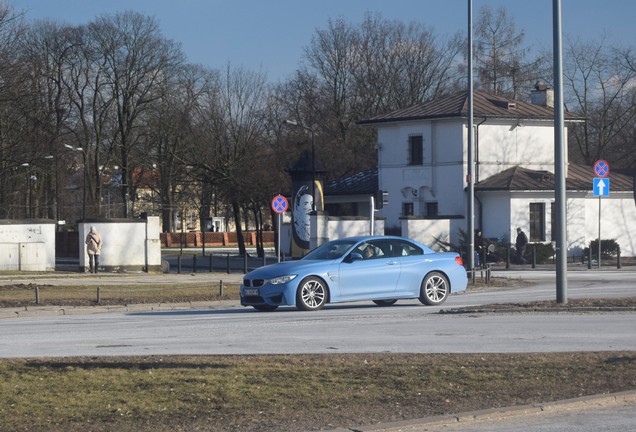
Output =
[{"x1": 374, "y1": 190, "x2": 389, "y2": 209}]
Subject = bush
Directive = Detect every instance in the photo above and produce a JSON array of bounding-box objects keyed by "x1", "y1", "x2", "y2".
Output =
[
  {"x1": 518, "y1": 242, "x2": 556, "y2": 264},
  {"x1": 583, "y1": 239, "x2": 620, "y2": 259}
]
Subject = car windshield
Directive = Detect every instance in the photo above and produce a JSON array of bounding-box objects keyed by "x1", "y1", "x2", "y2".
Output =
[{"x1": 302, "y1": 239, "x2": 358, "y2": 260}]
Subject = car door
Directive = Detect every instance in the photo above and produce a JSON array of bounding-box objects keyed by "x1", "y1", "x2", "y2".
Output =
[
  {"x1": 337, "y1": 240, "x2": 401, "y2": 301},
  {"x1": 392, "y1": 239, "x2": 428, "y2": 296}
]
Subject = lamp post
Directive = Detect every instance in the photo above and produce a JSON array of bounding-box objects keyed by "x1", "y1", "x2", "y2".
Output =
[
  {"x1": 283, "y1": 119, "x2": 316, "y2": 212},
  {"x1": 43, "y1": 155, "x2": 56, "y2": 220},
  {"x1": 65, "y1": 144, "x2": 86, "y2": 219},
  {"x1": 20, "y1": 163, "x2": 31, "y2": 218}
]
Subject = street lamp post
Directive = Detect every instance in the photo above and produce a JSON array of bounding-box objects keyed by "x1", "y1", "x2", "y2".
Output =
[
  {"x1": 43, "y1": 155, "x2": 55, "y2": 220},
  {"x1": 65, "y1": 144, "x2": 86, "y2": 220},
  {"x1": 283, "y1": 119, "x2": 316, "y2": 212},
  {"x1": 20, "y1": 163, "x2": 31, "y2": 218}
]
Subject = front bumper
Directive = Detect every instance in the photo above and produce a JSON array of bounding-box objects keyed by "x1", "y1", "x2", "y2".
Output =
[{"x1": 240, "y1": 283, "x2": 293, "y2": 307}]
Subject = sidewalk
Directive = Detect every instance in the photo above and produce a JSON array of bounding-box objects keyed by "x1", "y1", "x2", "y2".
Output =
[
  {"x1": 328, "y1": 391, "x2": 636, "y2": 432},
  {"x1": 0, "y1": 299, "x2": 239, "y2": 319}
]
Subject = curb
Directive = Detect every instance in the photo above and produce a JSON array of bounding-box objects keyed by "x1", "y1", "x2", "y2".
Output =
[
  {"x1": 328, "y1": 390, "x2": 636, "y2": 432},
  {"x1": 0, "y1": 300, "x2": 240, "y2": 319},
  {"x1": 440, "y1": 306, "x2": 636, "y2": 314}
]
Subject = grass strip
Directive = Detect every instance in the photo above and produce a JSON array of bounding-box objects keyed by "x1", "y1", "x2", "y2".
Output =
[
  {"x1": 0, "y1": 284, "x2": 240, "y2": 307},
  {"x1": 0, "y1": 352, "x2": 634, "y2": 432}
]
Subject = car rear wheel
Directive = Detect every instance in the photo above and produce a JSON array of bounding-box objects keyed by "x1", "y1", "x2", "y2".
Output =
[
  {"x1": 296, "y1": 276, "x2": 328, "y2": 311},
  {"x1": 252, "y1": 304, "x2": 278, "y2": 312},
  {"x1": 373, "y1": 299, "x2": 398, "y2": 306},
  {"x1": 419, "y1": 271, "x2": 449, "y2": 305}
]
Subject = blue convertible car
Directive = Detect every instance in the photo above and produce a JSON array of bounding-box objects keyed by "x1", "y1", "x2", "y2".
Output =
[{"x1": 240, "y1": 235, "x2": 468, "y2": 311}]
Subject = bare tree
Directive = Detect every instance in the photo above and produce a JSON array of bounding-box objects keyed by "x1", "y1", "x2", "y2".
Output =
[
  {"x1": 564, "y1": 37, "x2": 636, "y2": 166},
  {"x1": 0, "y1": 3, "x2": 29, "y2": 218},
  {"x1": 143, "y1": 64, "x2": 216, "y2": 232},
  {"x1": 351, "y1": 13, "x2": 463, "y2": 114},
  {"x1": 187, "y1": 64, "x2": 271, "y2": 255},
  {"x1": 281, "y1": 13, "x2": 464, "y2": 181},
  {"x1": 87, "y1": 11, "x2": 184, "y2": 217},
  {"x1": 474, "y1": 5, "x2": 548, "y2": 99}
]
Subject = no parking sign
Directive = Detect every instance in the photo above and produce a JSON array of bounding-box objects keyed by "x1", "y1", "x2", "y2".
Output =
[
  {"x1": 271, "y1": 195, "x2": 288, "y2": 262},
  {"x1": 271, "y1": 195, "x2": 288, "y2": 214}
]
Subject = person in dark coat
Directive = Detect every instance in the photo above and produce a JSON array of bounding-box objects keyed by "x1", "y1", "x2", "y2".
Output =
[
  {"x1": 474, "y1": 229, "x2": 484, "y2": 267},
  {"x1": 515, "y1": 227, "x2": 528, "y2": 264}
]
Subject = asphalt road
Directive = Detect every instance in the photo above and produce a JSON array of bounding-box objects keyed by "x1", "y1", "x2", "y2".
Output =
[
  {"x1": 1, "y1": 268, "x2": 635, "y2": 431},
  {"x1": 1, "y1": 269, "x2": 635, "y2": 358}
]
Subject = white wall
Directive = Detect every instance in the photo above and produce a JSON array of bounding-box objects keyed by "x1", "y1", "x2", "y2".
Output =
[
  {"x1": 476, "y1": 121, "x2": 560, "y2": 180},
  {"x1": 0, "y1": 221, "x2": 56, "y2": 271},
  {"x1": 327, "y1": 217, "x2": 384, "y2": 239},
  {"x1": 481, "y1": 190, "x2": 636, "y2": 257},
  {"x1": 79, "y1": 216, "x2": 162, "y2": 272},
  {"x1": 402, "y1": 218, "x2": 452, "y2": 251},
  {"x1": 376, "y1": 120, "x2": 465, "y2": 230},
  {"x1": 280, "y1": 217, "x2": 385, "y2": 257},
  {"x1": 584, "y1": 193, "x2": 636, "y2": 257},
  {"x1": 478, "y1": 192, "x2": 512, "y2": 242}
]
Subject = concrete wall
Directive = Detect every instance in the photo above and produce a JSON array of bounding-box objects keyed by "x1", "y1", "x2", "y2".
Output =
[
  {"x1": 281, "y1": 216, "x2": 385, "y2": 257},
  {"x1": 79, "y1": 216, "x2": 162, "y2": 272},
  {"x1": 479, "y1": 190, "x2": 636, "y2": 258},
  {"x1": 401, "y1": 217, "x2": 465, "y2": 252},
  {"x1": 476, "y1": 121, "x2": 563, "y2": 179},
  {"x1": 583, "y1": 193, "x2": 636, "y2": 257},
  {"x1": 0, "y1": 220, "x2": 56, "y2": 271}
]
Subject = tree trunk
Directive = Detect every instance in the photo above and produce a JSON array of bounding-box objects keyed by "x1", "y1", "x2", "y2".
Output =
[{"x1": 232, "y1": 201, "x2": 246, "y2": 256}]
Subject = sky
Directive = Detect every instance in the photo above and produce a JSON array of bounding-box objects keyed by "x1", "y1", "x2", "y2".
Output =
[{"x1": 8, "y1": 0, "x2": 636, "y2": 82}]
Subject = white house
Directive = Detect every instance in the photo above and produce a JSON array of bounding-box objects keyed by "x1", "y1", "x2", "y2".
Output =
[{"x1": 357, "y1": 88, "x2": 636, "y2": 257}]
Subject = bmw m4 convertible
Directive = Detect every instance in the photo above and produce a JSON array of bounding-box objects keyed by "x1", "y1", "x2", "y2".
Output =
[{"x1": 240, "y1": 235, "x2": 468, "y2": 311}]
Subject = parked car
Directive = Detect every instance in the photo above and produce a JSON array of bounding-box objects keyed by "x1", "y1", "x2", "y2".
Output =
[{"x1": 240, "y1": 235, "x2": 467, "y2": 311}]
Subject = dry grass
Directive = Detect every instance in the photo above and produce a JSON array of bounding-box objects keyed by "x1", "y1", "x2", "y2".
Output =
[
  {"x1": 0, "y1": 353, "x2": 634, "y2": 432},
  {"x1": 2, "y1": 279, "x2": 635, "y2": 431},
  {"x1": 0, "y1": 283, "x2": 240, "y2": 307}
]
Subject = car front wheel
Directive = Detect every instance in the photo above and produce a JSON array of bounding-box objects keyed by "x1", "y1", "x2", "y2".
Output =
[
  {"x1": 296, "y1": 277, "x2": 328, "y2": 311},
  {"x1": 419, "y1": 271, "x2": 449, "y2": 306}
]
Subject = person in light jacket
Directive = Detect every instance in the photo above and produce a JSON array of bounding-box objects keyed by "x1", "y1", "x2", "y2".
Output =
[{"x1": 85, "y1": 226, "x2": 102, "y2": 273}]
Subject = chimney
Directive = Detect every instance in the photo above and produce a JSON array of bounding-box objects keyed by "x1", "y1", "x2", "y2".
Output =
[{"x1": 530, "y1": 81, "x2": 554, "y2": 108}]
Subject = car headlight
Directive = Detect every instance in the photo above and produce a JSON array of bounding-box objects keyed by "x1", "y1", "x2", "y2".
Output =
[{"x1": 269, "y1": 274, "x2": 297, "y2": 285}]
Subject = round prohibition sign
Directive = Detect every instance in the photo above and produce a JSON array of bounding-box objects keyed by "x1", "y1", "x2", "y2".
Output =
[
  {"x1": 271, "y1": 195, "x2": 289, "y2": 214},
  {"x1": 594, "y1": 160, "x2": 610, "y2": 177}
]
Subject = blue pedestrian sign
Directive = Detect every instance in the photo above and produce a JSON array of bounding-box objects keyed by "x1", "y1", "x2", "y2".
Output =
[{"x1": 593, "y1": 178, "x2": 610, "y2": 197}]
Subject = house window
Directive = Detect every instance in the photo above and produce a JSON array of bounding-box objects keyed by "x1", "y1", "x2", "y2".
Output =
[
  {"x1": 529, "y1": 203, "x2": 545, "y2": 241},
  {"x1": 403, "y1": 202, "x2": 414, "y2": 216},
  {"x1": 425, "y1": 202, "x2": 438, "y2": 216},
  {"x1": 408, "y1": 135, "x2": 423, "y2": 165}
]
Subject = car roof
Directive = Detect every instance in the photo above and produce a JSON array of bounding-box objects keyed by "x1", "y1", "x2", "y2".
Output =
[{"x1": 333, "y1": 235, "x2": 415, "y2": 243}]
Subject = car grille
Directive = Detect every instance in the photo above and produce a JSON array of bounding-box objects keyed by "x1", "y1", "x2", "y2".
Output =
[{"x1": 243, "y1": 279, "x2": 265, "y2": 287}]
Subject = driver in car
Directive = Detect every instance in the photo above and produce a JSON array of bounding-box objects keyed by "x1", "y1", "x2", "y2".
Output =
[{"x1": 362, "y1": 245, "x2": 376, "y2": 259}]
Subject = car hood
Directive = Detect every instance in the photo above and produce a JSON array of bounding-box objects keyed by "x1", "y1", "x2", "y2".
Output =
[{"x1": 244, "y1": 259, "x2": 336, "y2": 279}]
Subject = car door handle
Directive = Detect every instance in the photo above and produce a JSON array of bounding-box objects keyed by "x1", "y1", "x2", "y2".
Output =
[{"x1": 386, "y1": 261, "x2": 399, "y2": 265}]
